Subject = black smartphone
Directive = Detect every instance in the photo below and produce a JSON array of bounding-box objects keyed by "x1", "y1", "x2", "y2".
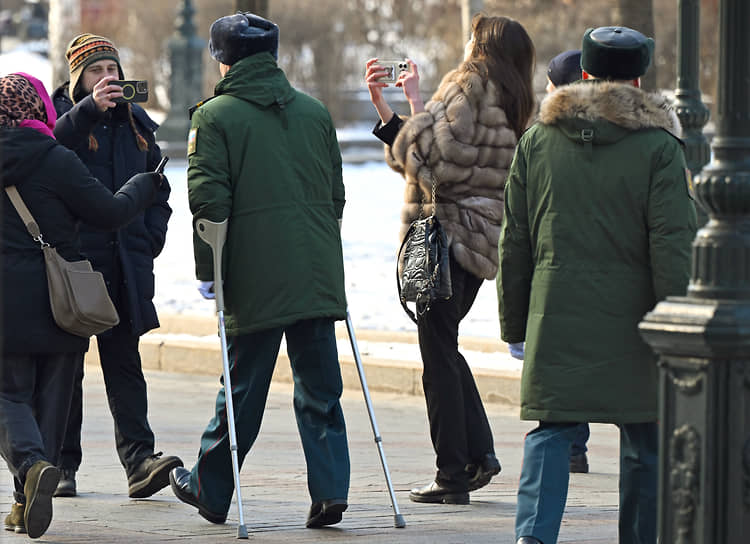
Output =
[
  {"x1": 111, "y1": 80, "x2": 148, "y2": 103},
  {"x1": 155, "y1": 156, "x2": 169, "y2": 174}
]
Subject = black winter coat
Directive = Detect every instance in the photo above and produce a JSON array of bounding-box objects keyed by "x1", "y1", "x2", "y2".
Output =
[
  {"x1": 1, "y1": 127, "x2": 160, "y2": 353},
  {"x1": 52, "y1": 84, "x2": 171, "y2": 336}
]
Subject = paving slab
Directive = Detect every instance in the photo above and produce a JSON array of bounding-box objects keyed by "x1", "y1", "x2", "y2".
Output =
[{"x1": 1, "y1": 366, "x2": 622, "y2": 543}]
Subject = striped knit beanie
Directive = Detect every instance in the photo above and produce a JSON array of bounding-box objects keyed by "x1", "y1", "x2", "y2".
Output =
[{"x1": 66, "y1": 33, "x2": 124, "y2": 103}]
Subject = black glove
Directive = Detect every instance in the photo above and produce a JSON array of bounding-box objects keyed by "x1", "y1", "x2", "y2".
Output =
[{"x1": 128, "y1": 171, "x2": 163, "y2": 189}]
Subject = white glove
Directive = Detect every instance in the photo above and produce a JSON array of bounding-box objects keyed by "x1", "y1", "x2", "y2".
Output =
[
  {"x1": 508, "y1": 342, "x2": 525, "y2": 360},
  {"x1": 198, "y1": 281, "x2": 215, "y2": 300}
]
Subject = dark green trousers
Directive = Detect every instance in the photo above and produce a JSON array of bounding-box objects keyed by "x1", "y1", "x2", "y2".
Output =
[{"x1": 189, "y1": 318, "x2": 350, "y2": 514}]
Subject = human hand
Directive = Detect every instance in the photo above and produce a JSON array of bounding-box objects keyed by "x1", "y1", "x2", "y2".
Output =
[
  {"x1": 365, "y1": 58, "x2": 389, "y2": 102},
  {"x1": 92, "y1": 76, "x2": 123, "y2": 112},
  {"x1": 364, "y1": 58, "x2": 395, "y2": 124},
  {"x1": 395, "y1": 59, "x2": 424, "y2": 113},
  {"x1": 508, "y1": 342, "x2": 525, "y2": 360},
  {"x1": 198, "y1": 281, "x2": 215, "y2": 300}
]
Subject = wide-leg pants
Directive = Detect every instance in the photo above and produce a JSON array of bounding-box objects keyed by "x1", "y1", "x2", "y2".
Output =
[
  {"x1": 417, "y1": 259, "x2": 495, "y2": 485},
  {"x1": 515, "y1": 421, "x2": 657, "y2": 544},
  {"x1": 189, "y1": 318, "x2": 350, "y2": 514}
]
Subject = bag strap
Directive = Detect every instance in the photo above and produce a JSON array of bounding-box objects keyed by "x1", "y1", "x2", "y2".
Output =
[
  {"x1": 396, "y1": 222, "x2": 418, "y2": 324},
  {"x1": 4, "y1": 186, "x2": 48, "y2": 247},
  {"x1": 417, "y1": 172, "x2": 439, "y2": 221}
]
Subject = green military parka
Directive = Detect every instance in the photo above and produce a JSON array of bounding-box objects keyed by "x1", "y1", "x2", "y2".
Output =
[
  {"x1": 188, "y1": 53, "x2": 347, "y2": 336},
  {"x1": 497, "y1": 81, "x2": 697, "y2": 424}
]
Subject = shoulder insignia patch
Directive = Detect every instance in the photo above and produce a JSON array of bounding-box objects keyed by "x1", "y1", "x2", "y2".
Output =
[
  {"x1": 685, "y1": 168, "x2": 695, "y2": 200},
  {"x1": 187, "y1": 128, "x2": 197, "y2": 156}
]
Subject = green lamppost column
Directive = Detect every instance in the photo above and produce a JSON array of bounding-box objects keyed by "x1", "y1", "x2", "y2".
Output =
[
  {"x1": 674, "y1": 0, "x2": 711, "y2": 225},
  {"x1": 639, "y1": 0, "x2": 750, "y2": 541},
  {"x1": 158, "y1": 0, "x2": 204, "y2": 147}
]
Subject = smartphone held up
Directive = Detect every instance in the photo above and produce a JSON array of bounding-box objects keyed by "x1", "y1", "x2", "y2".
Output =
[
  {"x1": 376, "y1": 60, "x2": 410, "y2": 83},
  {"x1": 111, "y1": 80, "x2": 149, "y2": 103}
]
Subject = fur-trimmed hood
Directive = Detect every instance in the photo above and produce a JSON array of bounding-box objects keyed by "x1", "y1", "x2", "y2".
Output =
[{"x1": 539, "y1": 81, "x2": 681, "y2": 140}]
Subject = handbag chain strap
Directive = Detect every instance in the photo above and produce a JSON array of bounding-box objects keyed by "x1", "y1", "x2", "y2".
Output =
[
  {"x1": 418, "y1": 174, "x2": 438, "y2": 220},
  {"x1": 4, "y1": 186, "x2": 50, "y2": 248}
]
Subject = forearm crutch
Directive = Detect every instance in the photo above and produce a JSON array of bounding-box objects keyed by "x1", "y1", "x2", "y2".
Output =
[
  {"x1": 196, "y1": 218, "x2": 248, "y2": 539},
  {"x1": 345, "y1": 311, "x2": 406, "y2": 528}
]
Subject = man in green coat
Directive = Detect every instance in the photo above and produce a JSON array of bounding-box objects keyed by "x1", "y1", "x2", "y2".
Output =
[
  {"x1": 497, "y1": 27, "x2": 697, "y2": 544},
  {"x1": 169, "y1": 12, "x2": 350, "y2": 529}
]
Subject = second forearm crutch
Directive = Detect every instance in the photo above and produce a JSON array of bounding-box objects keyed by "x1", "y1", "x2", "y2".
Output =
[
  {"x1": 345, "y1": 311, "x2": 406, "y2": 528},
  {"x1": 196, "y1": 218, "x2": 249, "y2": 539}
]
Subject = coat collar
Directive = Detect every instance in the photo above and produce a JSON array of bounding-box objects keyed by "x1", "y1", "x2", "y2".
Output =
[{"x1": 539, "y1": 80, "x2": 681, "y2": 137}]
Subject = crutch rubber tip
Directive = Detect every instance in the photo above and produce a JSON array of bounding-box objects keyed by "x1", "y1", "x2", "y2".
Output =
[
  {"x1": 394, "y1": 514, "x2": 406, "y2": 528},
  {"x1": 237, "y1": 524, "x2": 248, "y2": 538}
]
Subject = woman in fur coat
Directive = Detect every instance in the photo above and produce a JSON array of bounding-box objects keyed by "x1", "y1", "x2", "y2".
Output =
[{"x1": 364, "y1": 14, "x2": 536, "y2": 504}]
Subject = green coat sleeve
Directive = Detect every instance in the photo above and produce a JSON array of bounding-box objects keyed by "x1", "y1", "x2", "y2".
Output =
[
  {"x1": 187, "y1": 107, "x2": 233, "y2": 281},
  {"x1": 497, "y1": 141, "x2": 533, "y2": 343},
  {"x1": 647, "y1": 138, "x2": 697, "y2": 301}
]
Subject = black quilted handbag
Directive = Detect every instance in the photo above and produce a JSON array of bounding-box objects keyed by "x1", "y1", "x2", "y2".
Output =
[{"x1": 396, "y1": 175, "x2": 452, "y2": 323}]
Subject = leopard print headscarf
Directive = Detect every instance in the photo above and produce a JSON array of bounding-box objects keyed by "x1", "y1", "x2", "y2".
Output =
[{"x1": 0, "y1": 74, "x2": 47, "y2": 127}]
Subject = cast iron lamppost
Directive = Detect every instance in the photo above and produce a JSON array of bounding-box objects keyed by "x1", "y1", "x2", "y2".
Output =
[
  {"x1": 639, "y1": 0, "x2": 750, "y2": 542},
  {"x1": 158, "y1": 0, "x2": 203, "y2": 146},
  {"x1": 673, "y1": 0, "x2": 711, "y2": 226}
]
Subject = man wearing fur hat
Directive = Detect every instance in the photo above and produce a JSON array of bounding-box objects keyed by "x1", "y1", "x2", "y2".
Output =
[
  {"x1": 168, "y1": 13, "x2": 350, "y2": 529},
  {"x1": 50, "y1": 33, "x2": 182, "y2": 499},
  {"x1": 497, "y1": 27, "x2": 697, "y2": 544}
]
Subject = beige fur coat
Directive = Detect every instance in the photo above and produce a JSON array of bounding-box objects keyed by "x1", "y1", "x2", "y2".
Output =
[{"x1": 385, "y1": 67, "x2": 519, "y2": 280}]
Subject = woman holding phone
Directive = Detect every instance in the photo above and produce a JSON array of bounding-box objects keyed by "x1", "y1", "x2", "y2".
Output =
[{"x1": 364, "y1": 14, "x2": 536, "y2": 504}]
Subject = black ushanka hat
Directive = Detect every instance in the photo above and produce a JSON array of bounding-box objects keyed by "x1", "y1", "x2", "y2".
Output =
[
  {"x1": 209, "y1": 12, "x2": 279, "y2": 65},
  {"x1": 581, "y1": 26, "x2": 654, "y2": 80}
]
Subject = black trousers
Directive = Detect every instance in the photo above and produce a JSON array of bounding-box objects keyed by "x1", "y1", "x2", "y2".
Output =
[
  {"x1": 417, "y1": 258, "x2": 495, "y2": 485},
  {"x1": 58, "y1": 321, "x2": 155, "y2": 477},
  {"x1": 0, "y1": 351, "x2": 78, "y2": 503}
]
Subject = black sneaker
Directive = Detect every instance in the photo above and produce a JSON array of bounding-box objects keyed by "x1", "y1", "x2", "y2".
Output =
[
  {"x1": 53, "y1": 468, "x2": 77, "y2": 497},
  {"x1": 128, "y1": 452, "x2": 183, "y2": 498}
]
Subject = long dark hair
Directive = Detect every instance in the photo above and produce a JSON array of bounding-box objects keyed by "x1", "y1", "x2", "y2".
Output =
[{"x1": 463, "y1": 14, "x2": 536, "y2": 139}]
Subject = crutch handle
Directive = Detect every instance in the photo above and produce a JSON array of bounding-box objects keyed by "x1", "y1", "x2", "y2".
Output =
[{"x1": 195, "y1": 218, "x2": 228, "y2": 311}]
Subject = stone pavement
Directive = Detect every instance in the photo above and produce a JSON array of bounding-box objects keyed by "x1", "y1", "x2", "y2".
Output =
[{"x1": 1, "y1": 365, "x2": 624, "y2": 543}]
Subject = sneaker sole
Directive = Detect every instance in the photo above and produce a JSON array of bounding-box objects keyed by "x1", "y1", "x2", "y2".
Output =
[
  {"x1": 409, "y1": 491, "x2": 470, "y2": 505},
  {"x1": 25, "y1": 465, "x2": 61, "y2": 539},
  {"x1": 129, "y1": 458, "x2": 184, "y2": 499},
  {"x1": 306, "y1": 502, "x2": 348, "y2": 528}
]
